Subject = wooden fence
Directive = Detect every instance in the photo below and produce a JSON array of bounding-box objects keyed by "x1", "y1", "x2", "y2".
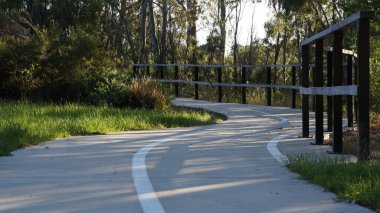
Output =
[{"x1": 133, "y1": 10, "x2": 374, "y2": 161}]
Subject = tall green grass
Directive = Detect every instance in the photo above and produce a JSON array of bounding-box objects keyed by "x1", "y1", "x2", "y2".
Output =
[
  {"x1": 287, "y1": 154, "x2": 380, "y2": 212},
  {"x1": 0, "y1": 101, "x2": 223, "y2": 156}
]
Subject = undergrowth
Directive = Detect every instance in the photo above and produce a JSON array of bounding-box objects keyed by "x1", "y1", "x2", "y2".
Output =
[{"x1": 0, "y1": 101, "x2": 224, "y2": 156}]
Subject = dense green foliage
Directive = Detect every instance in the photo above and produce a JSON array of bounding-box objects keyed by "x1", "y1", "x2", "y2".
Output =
[
  {"x1": 287, "y1": 154, "x2": 380, "y2": 212},
  {"x1": 0, "y1": 0, "x2": 379, "y2": 110},
  {"x1": 0, "y1": 29, "x2": 125, "y2": 102},
  {"x1": 0, "y1": 101, "x2": 223, "y2": 156}
]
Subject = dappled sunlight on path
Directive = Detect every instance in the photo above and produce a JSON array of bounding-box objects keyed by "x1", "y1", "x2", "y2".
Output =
[{"x1": 0, "y1": 98, "x2": 372, "y2": 213}]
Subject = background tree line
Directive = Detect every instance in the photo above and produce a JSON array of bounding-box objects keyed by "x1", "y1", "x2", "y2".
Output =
[{"x1": 0, "y1": 0, "x2": 379, "y2": 109}]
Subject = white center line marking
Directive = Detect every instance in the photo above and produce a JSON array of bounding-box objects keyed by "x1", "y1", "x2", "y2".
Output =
[{"x1": 132, "y1": 105, "x2": 294, "y2": 213}]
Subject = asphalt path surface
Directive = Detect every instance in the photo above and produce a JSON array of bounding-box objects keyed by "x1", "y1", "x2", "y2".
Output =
[{"x1": 0, "y1": 98, "x2": 372, "y2": 213}]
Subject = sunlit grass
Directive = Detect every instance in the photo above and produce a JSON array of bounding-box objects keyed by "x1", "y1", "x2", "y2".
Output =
[
  {"x1": 286, "y1": 154, "x2": 380, "y2": 212},
  {"x1": 0, "y1": 100, "x2": 223, "y2": 156}
]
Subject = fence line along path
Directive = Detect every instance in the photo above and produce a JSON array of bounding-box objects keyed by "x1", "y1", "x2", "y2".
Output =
[{"x1": 133, "y1": 11, "x2": 374, "y2": 161}]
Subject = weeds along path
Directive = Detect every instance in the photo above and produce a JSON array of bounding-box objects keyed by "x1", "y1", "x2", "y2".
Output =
[{"x1": 0, "y1": 98, "x2": 372, "y2": 213}]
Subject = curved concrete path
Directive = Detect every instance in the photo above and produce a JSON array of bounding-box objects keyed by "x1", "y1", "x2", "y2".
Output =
[{"x1": 0, "y1": 98, "x2": 372, "y2": 213}]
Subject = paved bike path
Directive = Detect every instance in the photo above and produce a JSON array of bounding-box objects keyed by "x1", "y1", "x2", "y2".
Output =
[{"x1": 0, "y1": 98, "x2": 372, "y2": 212}]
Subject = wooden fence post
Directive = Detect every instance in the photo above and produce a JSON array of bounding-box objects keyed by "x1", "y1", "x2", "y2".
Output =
[
  {"x1": 327, "y1": 51, "x2": 333, "y2": 132},
  {"x1": 354, "y1": 60, "x2": 358, "y2": 124},
  {"x1": 218, "y1": 67, "x2": 222, "y2": 102},
  {"x1": 133, "y1": 65, "x2": 137, "y2": 78},
  {"x1": 160, "y1": 66, "x2": 164, "y2": 79},
  {"x1": 194, "y1": 66, "x2": 199, "y2": 100},
  {"x1": 266, "y1": 67, "x2": 272, "y2": 106},
  {"x1": 146, "y1": 65, "x2": 150, "y2": 76},
  {"x1": 315, "y1": 39, "x2": 324, "y2": 145},
  {"x1": 302, "y1": 45, "x2": 310, "y2": 138},
  {"x1": 332, "y1": 31, "x2": 343, "y2": 153},
  {"x1": 346, "y1": 55, "x2": 354, "y2": 127},
  {"x1": 311, "y1": 67, "x2": 316, "y2": 112},
  {"x1": 241, "y1": 66, "x2": 247, "y2": 104},
  {"x1": 291, "y1": 66, "x2": 297, "y2": 108},
  {"x1": 174, "y1": 65, "x2": 179, "y2": 97},
  {"x1": 357, "y1": 17, "x2": 370, "y2": 161}
]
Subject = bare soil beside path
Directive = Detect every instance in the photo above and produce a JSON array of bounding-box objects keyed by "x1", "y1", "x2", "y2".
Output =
[{"x1": 0, "y1": 98, "x2": 373, "y2": 213}]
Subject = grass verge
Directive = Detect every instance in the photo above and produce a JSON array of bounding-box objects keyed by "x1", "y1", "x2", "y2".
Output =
[
  {"x1": 286, "y1": 154, "x2": 380, "y2": 212},
  {"x1": 0, "y1": 100, "x2": 224, "y2": 156}
]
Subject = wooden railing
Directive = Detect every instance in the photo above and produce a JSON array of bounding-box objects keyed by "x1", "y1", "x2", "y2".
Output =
[
  {"x1": 133, "y1": 62, "x2": 355, "y2": 108},
  {"x1": 133, "y1": 64, "x2": 302, "y2": 107},
  {"x1": 301, "y1": 11, "x2": 374, "y2": 161},
  {"x1": 133, "y1": 10, "x2": 374, "y2": 161}
]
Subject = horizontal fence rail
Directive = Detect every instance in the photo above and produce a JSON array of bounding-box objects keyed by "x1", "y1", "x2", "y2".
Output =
[
  {"x1": 133, "y1": 63, "x2": 354, "y2": 69},
  {"x1": 132, "y1": 63, "x2": 358, "y2": 96},
  {"x1": 299, "y1": 85, "x2": 358, "y2": 96},
  {"x1": 156, "y1": 79, "x2": 358, "y2": 96},
  {"x1": 157, "y1": 79, "x2": 300, "y2": 90},
  {"x1": 133, "y1": 63, "x2": 301, "y2": 69}
]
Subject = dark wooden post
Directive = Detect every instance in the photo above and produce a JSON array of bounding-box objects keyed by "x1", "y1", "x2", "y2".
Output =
[
  {"x1": 241, "y1": 66, "x2": 247, "y2": 104},
  {"x1": 302, "y1": 45, "x2": 310, "y2": 138},
  {"x1": 311, "y1": 67, "x2": 316, "y2": 112},
  {"x1": 291, "y1": 66, "x2": 297, "y2": 108},
  {"x1": 266, "y1": 66, "x2": 272, "y2": 106},
  {"x1": 346, "y1": 55, "x2": 354, "y2": 127},
  {"x1": 315, "y1": 39, "x2": 324, "y2": 145},
  {"x1": 174, "y1": 65, "x2": 179, "y2": 97},
  {"x1": 154, "y1": 65, "x2": 159, "y2": 79},
  {"x1": 194, "y1": 66, "x2": 199, "y2": 100},
  {"x1": 357, "y1": 17, "x2": 370, "y2": 161},
  {"x1": 354, "y1": 60, "x2": 358, "y2": 123},
  {"x1": 160, "y1": 66, "x2": 164, "y2": 79},
  {"x1": 332, "y1": 31, "x2": 343, "y2": 153},
  {"x1": 217, "y1": 67, "x2": 223, "y2": 102},
  {"x1": 327, "y1": 51, "x2": 333, "y2": 132},
  {"x1": 146, "y1": 65, "x2": 150, "y2": 76},
  {"x1": 133, "y1": 65, "x2": 137, "y2": 78}
]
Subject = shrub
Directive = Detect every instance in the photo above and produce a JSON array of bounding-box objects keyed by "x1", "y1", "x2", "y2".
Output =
[
  {"x1": 0, "y1": 28, "x2": 170, "y2": 110},
  {"x1": 87, "y1": 76, "x2": 171, "y2": 110},
  {"x1": 119, "y1": 78, "x2": 171, "y2": 110},
  {"x1": 34, "y1": 28, "x2": 105, "y2": 102},
  {"x1": 86, "y1": 67, "x2": 129, "y2": 106},
  {"x1": 0, "y1": 36, "x2": 42, "y2": 99},
  {"x1": 0, "y1": 28, "x2": 131, "y2": 104}
]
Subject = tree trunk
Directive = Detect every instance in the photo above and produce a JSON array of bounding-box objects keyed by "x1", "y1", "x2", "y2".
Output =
[
  {"x1": 273, "y1": 32, "x2": 281, "y2": 85},
  {"x1": 282, "y1": 33, "x2": 288, "y2": 83},
  {"x1": 139, "y1": 0, "x2": 148, "y2": 64},
  {"x1": 219, "y1": 0, "x2": 226, "y2": 64},
  {"x1": 186, "y1": 0, "x2": 197, "y2": 64},
  {"x1": 160, "y1": 0, "x2": 168, "y2": 64},
  {"x1": 148, "y1": 0, "x2": 159, "y2": 63},
  {"x1": 233, "y1": 3, "x2": 241, "y2": 82},
  {"x1": 168, "y1": 11, "x2": 176, "y2": 64},
  {"x1": 116, "y1": 0, "x2": 127, "y2": 57}
]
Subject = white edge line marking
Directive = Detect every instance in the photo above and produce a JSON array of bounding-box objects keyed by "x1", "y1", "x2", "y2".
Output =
[
  {"x1": 132, "y1": 132, "x2": 196, "y2": 213},
  {"x1": 251, "y1": 108, "x2": 297, "y2": 165},
  {"x1": 267, "y1": 134, "x2": 294, "y2": 165}
]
